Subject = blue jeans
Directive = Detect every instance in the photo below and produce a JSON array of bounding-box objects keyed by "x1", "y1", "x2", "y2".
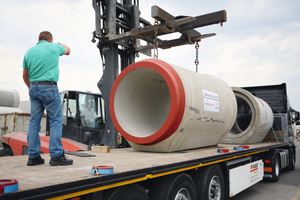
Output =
[{"x1": 28, "y1": 84, "x2": 63, "y2": 158}]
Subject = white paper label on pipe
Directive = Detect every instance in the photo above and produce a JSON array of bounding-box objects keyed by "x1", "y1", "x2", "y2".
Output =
[{"x1": 202, "y1": 90, "x2": 219, "y2": 112}]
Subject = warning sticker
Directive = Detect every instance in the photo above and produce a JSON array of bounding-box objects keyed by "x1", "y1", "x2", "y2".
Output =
[{"x1": 202, "y1": 90, "x2": 219, "y2": 112}]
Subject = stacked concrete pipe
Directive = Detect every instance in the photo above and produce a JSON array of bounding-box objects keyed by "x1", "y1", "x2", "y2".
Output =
[
  {"x1": 0, "y1": 89, "x2": 22, "y2": 114},
  {"x1": 221, "y1": 87, "x2": 274, "y2": 144},
  {"x1": 110, "y1": 59, "x2": 237, "y2": 152},
  {"x1": 0, "y1": 89, "x2": 20, "y2": 108}
]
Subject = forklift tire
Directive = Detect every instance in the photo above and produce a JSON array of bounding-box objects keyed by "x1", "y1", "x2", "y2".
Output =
[
  {"x1": 148, "y1": 173, "x2": 196, "y2": 200},
  {"x1": 0, "y1": 147, "x2": 14, "y2": 157},
  {"x1": 103, "y1": 184, "x2": 149, "y2": 200}
]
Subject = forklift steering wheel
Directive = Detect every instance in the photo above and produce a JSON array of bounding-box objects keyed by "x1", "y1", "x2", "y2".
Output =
[{"x1": 95, "y1": 117, "x2": 103, "y2": 124}]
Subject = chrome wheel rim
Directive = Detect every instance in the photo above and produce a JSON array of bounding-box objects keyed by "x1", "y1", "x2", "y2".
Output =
[
  {"x1": 209, "y1": 175, "x2": 221, "y2": 200},
  {"x1": 174, "y1": 188, "x2": 192, "y2": 200},
  {"x1": 275, "y1": 158, "x2": 280, "y2": 177}
]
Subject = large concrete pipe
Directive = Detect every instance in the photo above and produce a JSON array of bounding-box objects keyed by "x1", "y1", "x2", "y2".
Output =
[
  {"x1": 0, "y1": 107, "x2": 23, "y2": 114},
  {"x1": 0, "y1": 89, "x2": 20, "y2": 108},
  {"x1": 110, "y1": 59, "x2": 237, "y2": 152},
  {"x1": 221, "y1": 87, "x2": 274, "y2": 144}
]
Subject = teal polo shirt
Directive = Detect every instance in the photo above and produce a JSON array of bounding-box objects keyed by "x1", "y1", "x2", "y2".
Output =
[{"x1": 23, "y1": 40, "x2": 65, "y2": 82}]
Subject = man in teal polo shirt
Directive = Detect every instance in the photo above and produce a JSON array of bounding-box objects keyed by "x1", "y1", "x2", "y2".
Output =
[{"x1": 23, "y1": 31, "x2": 73, "y2": 166}]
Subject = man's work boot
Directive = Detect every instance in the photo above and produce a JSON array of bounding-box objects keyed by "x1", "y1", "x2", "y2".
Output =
[
  {"x1": 27, "y1": 155, "x2": 45, "y2": 166},
  {"x1": 49, "y1": 153, "x2": 73, "y2": 166}
]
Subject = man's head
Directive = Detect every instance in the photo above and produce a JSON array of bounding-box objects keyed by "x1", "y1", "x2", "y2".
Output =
[
  {"x1": 87, "y1": 101, "x2": 94, "y2": 110},
  {"x1": 39, "y1": 31, "x2": 53, "y2": 43}
]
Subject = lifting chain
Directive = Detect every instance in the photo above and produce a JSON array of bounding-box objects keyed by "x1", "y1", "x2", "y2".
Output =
[
  {"x1": 153, "y1": 20, "x2": 159, "y2": 59},
  {"x1": 195, "y1": 41, "x2": 200, "y2": 73}
]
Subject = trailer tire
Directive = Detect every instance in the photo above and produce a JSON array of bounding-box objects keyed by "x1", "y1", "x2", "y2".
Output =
[
  {"x1": 0, "y1": 146, "x2": 14, "y2": 157},
  {"x1": 271, "y1": 154, "x2": 280, "y2": 182},
  {"x1": 195, "y1": 165, "x2": 224, "y2": 200},
  {"x1": 148, "y1": 173, "x2": 196, "y2": 200},
  {"x1": 287, "y1": 149, "x2": 295, "y2": 171},
  {"x1": 103, "y1": 184, "x2": 149, "y2": 200}
]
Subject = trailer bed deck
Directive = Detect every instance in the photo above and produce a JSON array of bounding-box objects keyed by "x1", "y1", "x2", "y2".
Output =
[{"x1": 0, "y1": 142, "x2": 288, "y2": 199}]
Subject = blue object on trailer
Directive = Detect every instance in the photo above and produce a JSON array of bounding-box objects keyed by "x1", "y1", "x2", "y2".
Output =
[
  {"x1": 91, "y1": 166, "x2": 114, "y2": 175},
  {"x1": 233, "y1": 147, "x2": 244, "y2": 150},
  {"x1": 0, "y1": 179, "x2": 18, "y2": 194}
]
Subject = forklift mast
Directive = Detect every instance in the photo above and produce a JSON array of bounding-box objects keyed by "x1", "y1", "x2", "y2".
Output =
[{"x1": 92, "y1": 0, "x2": 227, "y2": 148}]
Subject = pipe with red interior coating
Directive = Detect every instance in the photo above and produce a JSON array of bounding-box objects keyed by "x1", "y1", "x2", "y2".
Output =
[{"x1": 110, "y1": 59, "x2": 237, "y2": 152}]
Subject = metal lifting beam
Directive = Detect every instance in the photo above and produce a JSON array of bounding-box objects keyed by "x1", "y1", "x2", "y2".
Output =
[{"x1": 108, "y1": 6, "x2": 226, "y2": 50}]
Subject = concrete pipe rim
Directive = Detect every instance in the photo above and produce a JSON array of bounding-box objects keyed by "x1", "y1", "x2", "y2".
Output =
[
  {"x1": 226, "y1": 87, "x2": 261, "y2": 139},
  {"x1": 109, "y1": 59, "x2": 185, "y2": 145}
]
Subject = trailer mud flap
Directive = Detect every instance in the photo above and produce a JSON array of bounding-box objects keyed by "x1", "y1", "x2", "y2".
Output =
[{"x1": 229, "y1": 160, "x2": 263, "y2": 197}]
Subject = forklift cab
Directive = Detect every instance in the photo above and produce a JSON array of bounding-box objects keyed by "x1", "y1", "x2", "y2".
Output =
[{"x1": 57, "y1": 90, "x2": 105, "y2": 145}]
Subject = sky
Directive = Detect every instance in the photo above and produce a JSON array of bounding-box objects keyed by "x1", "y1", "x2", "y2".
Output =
[{"x1": 0, "y1": 0, "x2": 300, "y2": 111}]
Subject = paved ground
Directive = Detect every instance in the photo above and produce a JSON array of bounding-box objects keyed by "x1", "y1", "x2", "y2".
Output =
[{"x1": 229, "y1": 140, "x2": 300, "y2": 200}]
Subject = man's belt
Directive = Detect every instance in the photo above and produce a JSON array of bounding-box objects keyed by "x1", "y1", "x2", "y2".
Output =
[{"x1": 30, "y1": 81, "x2": 57, "y2": 85}]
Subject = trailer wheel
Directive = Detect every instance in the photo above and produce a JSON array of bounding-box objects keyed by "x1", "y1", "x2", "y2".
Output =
[
  {"x1": 103, "y1": 184, "x2": 149, "y2": 200},
  {"x1": 0, "y1": 146, "x2": 14, "y2": 157},
  {"x1": 287, "y1": 149, "x2": 295, "y2": 171},
  {"x1": 195, "y1": 165, "x2": 224, "y2": 200},
  {"x1": 271, "y1": 154, "x2": 280, "y2": 182},
  {"x1": 148, "y1": 173, "x2": 196, "y2": 200}
]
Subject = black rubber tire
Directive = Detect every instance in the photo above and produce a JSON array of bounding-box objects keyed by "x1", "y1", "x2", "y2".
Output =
[
  {"x1": 195, "y1": 165, "x2": 225, "y2": 200},
  {"x1": 103, "y1": 184, "x2": 149, "y2": 200},
  {"x1": 271, "y1": 154, "x2": 280, "y2": 182},
  {"x1": 148, "y1": 173, "x2": 197, "y2": 200},
  {"x1": 287, "y1": 148, "x2": 295, "y2": 171},
  {"x1": 0, "y1": 147, "x2": 14, "y2": 157}
]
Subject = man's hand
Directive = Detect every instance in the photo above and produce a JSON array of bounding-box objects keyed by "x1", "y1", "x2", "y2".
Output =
[
  {"x1": 23, "y1": 68, "x2": 30, "y2": 88},
  {"x1": 58, "y1": 42, "x2": 71, "y2": 55},
  {"x1": 58, "y1": 42, "x2": 66, "y2": 47}
]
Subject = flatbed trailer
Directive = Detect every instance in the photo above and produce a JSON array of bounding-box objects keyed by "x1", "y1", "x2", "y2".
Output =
[{"x1": 0, "y1": 141, "x2": 295, "y2": 200}]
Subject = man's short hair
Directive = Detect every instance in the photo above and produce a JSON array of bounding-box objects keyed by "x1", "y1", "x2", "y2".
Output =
[{"x1": 39, "y1": 31, "x2": 52, "y2": 41}]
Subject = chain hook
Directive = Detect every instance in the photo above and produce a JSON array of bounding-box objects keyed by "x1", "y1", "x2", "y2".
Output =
[
  {"x1": 195, "y1": 41, "x2": 200, "y2": 73},
  {"x1": 153, "y1": 20, "x2": 159, "y2": 59}
]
